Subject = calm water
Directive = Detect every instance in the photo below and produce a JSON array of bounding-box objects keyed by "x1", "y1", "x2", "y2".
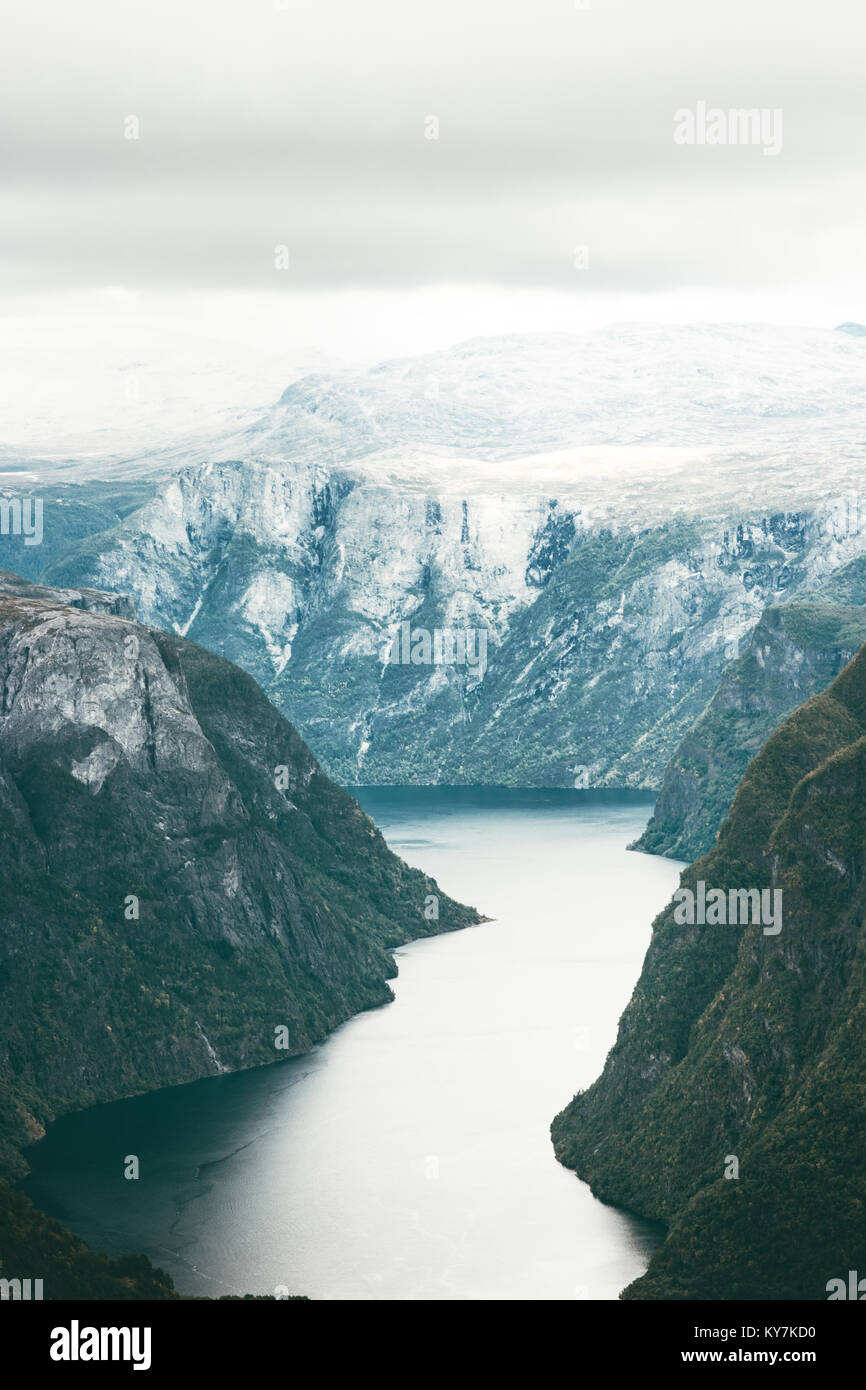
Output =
[{"x1": 22, "y1": 788, "x2": 683, "y2": 1300}]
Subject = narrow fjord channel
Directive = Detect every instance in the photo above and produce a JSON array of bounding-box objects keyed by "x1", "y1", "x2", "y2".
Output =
[{"x1": 22, "y1": 789, "x2": 682, "y2": 1300}]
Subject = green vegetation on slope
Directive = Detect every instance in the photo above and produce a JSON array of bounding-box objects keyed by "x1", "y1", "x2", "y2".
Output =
[
  {"x1": 0, "y1": 1184, "x2": 177, "y2": 1300},
  {"x1": 553, "y1": 641, "x2": 866, "y2": 1299},
  {"x1": 0, "y1": 578, "x2": 481, "y2": 1297},
  {"x1": 634, "y1": 600, "x2": 866, "y2": 861}
]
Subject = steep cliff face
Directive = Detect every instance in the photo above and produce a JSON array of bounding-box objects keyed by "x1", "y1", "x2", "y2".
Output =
[
  {"x1": 41, "y1": 452, "x2": 866, "y2": 789},
  {"x1": 20, "y1": 323, "x2": 864, "y2": 789},
  {"x1": 633, "y1": 601, "x2": 866, "y2": 861},
  {"x1": 45, "y1": 458, "x2": 580, "y2": 783},
  {"x1": 552, "y1": 644, "x2": 866, "y2": 1299},
  {"x1": 0, "y1": 573, "x2": 479, "y2": 1185}
]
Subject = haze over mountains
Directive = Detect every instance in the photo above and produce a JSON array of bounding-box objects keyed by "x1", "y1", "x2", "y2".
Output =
[
  {"x1": 7, "y1": 321, "x2": 866, "y2": 480},
  {"x1": 3, "y1": 324, "x2": 864, "y2": 795}
]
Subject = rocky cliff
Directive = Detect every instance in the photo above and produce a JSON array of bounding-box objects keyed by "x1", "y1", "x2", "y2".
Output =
[
  {"x1": 0, "y1": 571, "x2": 480, "y2": 1187},
  {"x1": 10, "y1": 325, "x2": 865, "y2": 791},
  {"x1": 633, "y1": 600, "x2": 866, "y2": 861},
  {"x1": 34, "y1": 463, "x2": 866, "y2": 792},
  {"x1": 552, "y1": 640, "x2": 866, "y2": 1299}
]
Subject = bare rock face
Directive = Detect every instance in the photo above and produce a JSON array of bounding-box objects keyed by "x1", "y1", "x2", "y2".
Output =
[
  {"x1": 41, "y1": 449, "x2": 866, "y2": 794},
  {"x1": 28, "y1": 324, "x2": 866, "y2": 790},
  {"x1": 0, "y1": 569, "x2": 136, "y2": 619},
  {"x1": 0, "y1": 574, "x2": 480, "y2": 1181}
]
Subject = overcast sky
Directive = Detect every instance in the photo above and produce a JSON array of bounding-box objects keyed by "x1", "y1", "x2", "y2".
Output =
[{"x1": 1, "y1": 0, "x2": 865, "y2": 444}]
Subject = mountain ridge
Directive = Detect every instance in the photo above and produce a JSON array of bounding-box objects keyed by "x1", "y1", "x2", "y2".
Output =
[
  {"x1": 4, "y1": 324, "x2": 866, "y2": 793},
  {"x1": 632, "y1": 598, "x2": 866, "y2": 861}
]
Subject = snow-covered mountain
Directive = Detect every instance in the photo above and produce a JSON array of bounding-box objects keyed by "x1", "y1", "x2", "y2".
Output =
[
  {"x1": 15, "y1": 321, "x2": 866, "y2": 483},
  {"x1": 22, "y1": 322, "x2": 866, "y2": 786},
  {"x1": 234, "y1": 323, "x2": 866, "y2": 462}
]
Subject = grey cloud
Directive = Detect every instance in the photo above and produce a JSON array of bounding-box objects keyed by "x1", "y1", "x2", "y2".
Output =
[{"x1": 1, "y1": 0, "x2": 864, "y2": 291}]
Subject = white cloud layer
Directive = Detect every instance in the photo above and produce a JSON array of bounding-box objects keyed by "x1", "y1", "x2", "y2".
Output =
[{"x1": 1, "y1": 0, "x2": 864, "y2": 295}]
